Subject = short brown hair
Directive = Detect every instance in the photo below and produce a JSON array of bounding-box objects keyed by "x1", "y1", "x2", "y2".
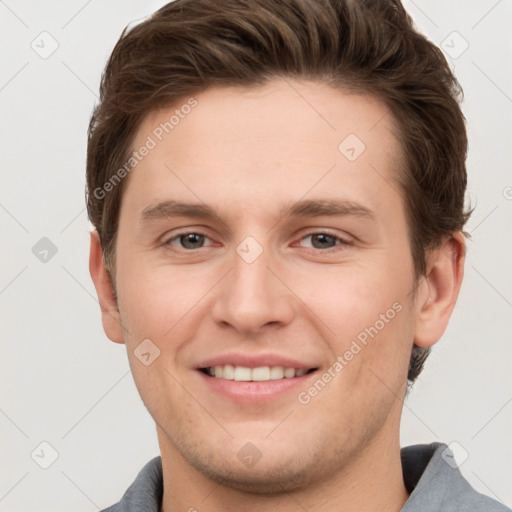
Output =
[{"x1": 86, "y1": 0, "x2": 471, "y2": 382}]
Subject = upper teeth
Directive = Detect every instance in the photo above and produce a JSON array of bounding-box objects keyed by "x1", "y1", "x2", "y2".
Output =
[{"x1": 207, "y1": 365, "x2": 308, "y2": 381}]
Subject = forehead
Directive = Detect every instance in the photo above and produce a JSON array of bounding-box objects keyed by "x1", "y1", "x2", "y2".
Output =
[
  {"x1": 137, "y1": 78, "x2": 397, "y2": 152},
  {"x1": 123, "y1": 79, "x2": 402, "y2": 220}
]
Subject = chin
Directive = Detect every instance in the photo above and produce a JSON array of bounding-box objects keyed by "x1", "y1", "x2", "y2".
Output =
[
  {"x1": 173, "y1": 432, "x2": 336, "y2": 495},
  {"x1": 193, "y1": 455, "x2": 322, "y2": 494}
]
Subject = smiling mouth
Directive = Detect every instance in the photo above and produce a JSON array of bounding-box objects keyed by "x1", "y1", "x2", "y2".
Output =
[{"x1": 199, "y1": 365, "x2": 317, "y2": 382}]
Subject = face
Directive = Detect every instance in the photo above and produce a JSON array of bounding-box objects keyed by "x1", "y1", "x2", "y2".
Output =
[{"x1": 109, "y1": 79, "x2": 421, "y2": 491}]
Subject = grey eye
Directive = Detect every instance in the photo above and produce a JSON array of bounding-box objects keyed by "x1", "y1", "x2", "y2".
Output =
[
  {"x1": 179, "y1": 233, "x2": 205, "y2": 249},
  {"x1": 310, "y1": 233, "x2": 338, "y2": 249}
]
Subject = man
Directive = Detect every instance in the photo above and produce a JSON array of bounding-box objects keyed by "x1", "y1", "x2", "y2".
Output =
[{"x1": 87, "y1": 0, "x2": 510, "y2": 510}]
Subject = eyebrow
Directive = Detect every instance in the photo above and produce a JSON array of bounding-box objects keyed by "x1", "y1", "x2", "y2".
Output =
[
  {"x1": 282, "y1": 199, "x2": 375, "y2": 220},
  {"x1": 139, "y1": 198, "x2": 375, "y2": 228},
  {"x1": 140, "y1": 200, "x2": 226, "y2": 225}
]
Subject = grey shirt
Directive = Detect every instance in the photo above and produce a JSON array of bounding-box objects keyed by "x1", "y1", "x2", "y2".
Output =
[{"x1": 101, "y1": 442, "x2": 510, "y2": 511}]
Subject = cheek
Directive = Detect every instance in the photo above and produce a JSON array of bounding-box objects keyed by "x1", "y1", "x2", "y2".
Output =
[
  {"x1": 338, "y1": 299, "x2": 414, "y2": 405},
  {"x1": 295, "y1": 261, "x2": 415, "y2": 385},
  {"x1": 116, "y1": 259, "x2": 216, "y2": 344},
  {"x1": 292, "y1": 259, "x2": 410, "y2": 333}
]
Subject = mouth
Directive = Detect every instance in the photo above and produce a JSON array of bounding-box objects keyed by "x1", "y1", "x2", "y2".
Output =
[
  {"x1": 199, "y1": 365, "x2": 318, "y2": 381},
  {"x1": 195, "y1": 354, "x2": 320, "y2": 403}
]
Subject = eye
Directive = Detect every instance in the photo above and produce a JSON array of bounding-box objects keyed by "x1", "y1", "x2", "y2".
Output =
[
  {"x1": 298, "y1": 232, "x2": 349, "y2": 250},
  {"x1": 165, "y1": 232, "x2": 210, "y2": 250}
]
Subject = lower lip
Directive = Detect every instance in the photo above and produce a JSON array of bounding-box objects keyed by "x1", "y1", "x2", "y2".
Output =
[{"x1": 196, "y1": 370, "x2": 317, "y2": 404}]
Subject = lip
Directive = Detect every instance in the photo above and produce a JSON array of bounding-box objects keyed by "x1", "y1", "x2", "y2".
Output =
[
  {"x1": 196, "y1": 368, "x2": 318, "y2": 404},
  {"x1": 196, "y1": 352, "x2": 317, "y2": 371},
  {"x1": 194, "y1": 352, "x2": 320, "y2": 404}
]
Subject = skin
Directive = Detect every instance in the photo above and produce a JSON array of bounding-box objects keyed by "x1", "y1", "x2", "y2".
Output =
[{"x1": 90, "y1": 78, "x2": 465, "y2": 512}]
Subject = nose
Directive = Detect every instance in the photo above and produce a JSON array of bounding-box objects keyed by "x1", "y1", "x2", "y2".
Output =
[{"x1": 211, "y1": 244, "x2": 295, "y2": 336}]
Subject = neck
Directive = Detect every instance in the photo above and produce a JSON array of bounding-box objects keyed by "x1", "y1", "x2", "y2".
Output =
[{"x1": 158, "y1": 423, "x2": 409, "y2": 512}]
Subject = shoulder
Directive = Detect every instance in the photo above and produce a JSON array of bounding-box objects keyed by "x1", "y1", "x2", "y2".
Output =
[
  {"x1": 99, "y1": 456, "x2": 163, "y2": 512},
  {"x1": 401, "y1": 443, "x2": 510, "y2": 512}
]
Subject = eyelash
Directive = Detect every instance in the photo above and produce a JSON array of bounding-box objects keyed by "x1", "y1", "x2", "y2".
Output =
[
  {"x1": 295, "y1": 231, "x2": 352, "y2": 252},
  {"x1": 163, "y1": 230, "x2": 352, "y2": 252},
  {"x1": 164, "y1": 231, "x2": 216, "y2": 250}
]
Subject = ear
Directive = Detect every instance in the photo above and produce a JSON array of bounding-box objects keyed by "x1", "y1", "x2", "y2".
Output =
[
  {"x1": 414, "y1": 232, "x2": 465, "y2": 348},
  {"x1": 89, "y1": 230, "x2": 125, "y2": 344}
]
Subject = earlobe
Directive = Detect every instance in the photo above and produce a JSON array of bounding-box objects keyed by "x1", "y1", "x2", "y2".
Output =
[
  {"x1": 89, "y1": 230, "x2": 125, "y2": 344},
  {"x1": 414, "y1": 232, "x2": 465, "y2": 348}
]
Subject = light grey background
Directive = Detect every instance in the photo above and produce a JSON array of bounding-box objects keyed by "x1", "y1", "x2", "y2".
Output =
[{"x1": 1, "y1": 1, "x2": 511, "y2": 510}]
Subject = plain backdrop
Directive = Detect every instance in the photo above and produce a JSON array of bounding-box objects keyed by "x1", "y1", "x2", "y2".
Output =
[{"x1": 1, "y1": 1, "x2": 511, "y2": 510}]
